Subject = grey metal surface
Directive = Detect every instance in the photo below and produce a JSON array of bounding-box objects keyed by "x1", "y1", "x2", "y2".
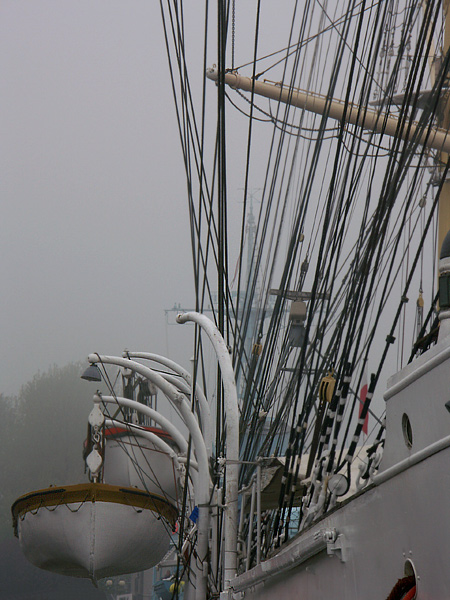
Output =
[{"x1": 233, "y1": 340, "x2": 450, "y2": 599}]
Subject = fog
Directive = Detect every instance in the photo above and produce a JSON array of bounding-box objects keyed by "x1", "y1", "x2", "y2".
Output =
[
  {"x1": 1, "y1": 1, "x2": 198, "y2": 394},
  {"x1": 1, "y1": 1, "x2": 301, "y2": 397}
]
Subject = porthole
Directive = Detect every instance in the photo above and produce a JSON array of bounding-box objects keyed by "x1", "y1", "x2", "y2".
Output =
[
  {"x1": 404, "y1": 559, "x2": 418, "y2": 599},
  {"x1": 402, "y1": 413, "x2": 413, "y2": 448},
  {"x1": 386, "y1": 560, "x2": 417, "y2": 599}
]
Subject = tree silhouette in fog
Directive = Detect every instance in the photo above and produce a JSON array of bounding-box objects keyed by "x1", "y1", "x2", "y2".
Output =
[{"x1": 1, "y1": 362, "x2": 100, "y2": 539}]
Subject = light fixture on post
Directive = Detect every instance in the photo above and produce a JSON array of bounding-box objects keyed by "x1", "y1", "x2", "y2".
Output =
[{"x1": 81, "y1": 363, "x2": 102, "y2": 382}]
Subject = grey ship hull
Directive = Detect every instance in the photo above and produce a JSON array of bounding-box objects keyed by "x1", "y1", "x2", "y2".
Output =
[{"x1": 228, "y1": 335, "x2": 450, "y2": 599}]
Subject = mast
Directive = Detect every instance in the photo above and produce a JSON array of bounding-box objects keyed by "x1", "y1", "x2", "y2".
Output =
[{"x1": 439, "y1": 0, "x2": 450, "y2": 252}]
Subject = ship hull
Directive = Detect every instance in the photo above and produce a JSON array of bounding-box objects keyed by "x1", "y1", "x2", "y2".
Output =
[
  {"x1": 233, "y1": 444, "x2": 450, "y2": 599},
  {"x1": 233, "y1": 338, "x2": 450, "y2": 599}
]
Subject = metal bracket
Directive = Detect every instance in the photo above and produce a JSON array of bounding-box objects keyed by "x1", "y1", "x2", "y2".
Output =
[
  {"x1": 221, "y1": 589, "x2": 239, "y2": 600},
  {"x1": 326, "y1": 532, "x2": 347, "y2": 562}
]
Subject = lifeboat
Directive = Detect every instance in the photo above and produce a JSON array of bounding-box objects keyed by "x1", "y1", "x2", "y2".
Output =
[
  {"x1": 11, "y1": 483, "x2": 177, "y2": 580},
  {"x1": 101, "y1": 426, "x2": 180, "y2": 506}
]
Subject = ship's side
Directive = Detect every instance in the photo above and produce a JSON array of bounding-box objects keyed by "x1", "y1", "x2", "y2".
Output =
[{"x1": 231, "y1": 330, "x2": 450, "y2": 599}]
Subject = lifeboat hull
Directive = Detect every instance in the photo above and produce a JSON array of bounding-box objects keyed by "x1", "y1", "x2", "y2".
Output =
[
  {"x1": 12, "y1": 483, "x2": 177, "y2": 580},
  {"x1": 103, "y1": 427, "x2": 179, "y2": 505}
]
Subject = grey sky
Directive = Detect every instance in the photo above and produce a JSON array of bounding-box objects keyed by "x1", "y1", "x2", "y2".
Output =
[
  {"x1": 0, "y1": 0, "x2": 298, "y2": 396},
  {"x1": 1, "y1": 1, "x2": 196, "y2": 394},
  {"x1": 1, "y1": 1, "x2": 395, "y2": 404}
]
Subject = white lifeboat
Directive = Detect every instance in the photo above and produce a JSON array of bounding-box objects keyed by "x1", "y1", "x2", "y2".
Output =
[
  {"x1": 101, "y1": 426, "x2": 180, "y2": 506},
  {"x1": 11, "y1": 483, "x2": 177, "y2": 580}
]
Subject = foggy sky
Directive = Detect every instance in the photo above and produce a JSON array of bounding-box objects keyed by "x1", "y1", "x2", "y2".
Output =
[
  {"x1": 1, "y1": 1, "x2": 197, "y2": 394},
  {"x1": 1, "y1": 1, "x2": 310, "y2": 398}
]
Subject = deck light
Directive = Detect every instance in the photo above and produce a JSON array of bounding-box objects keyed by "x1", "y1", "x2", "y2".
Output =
[{"x1": 81, "y1": 364, "x2": 102, "y2": 382}]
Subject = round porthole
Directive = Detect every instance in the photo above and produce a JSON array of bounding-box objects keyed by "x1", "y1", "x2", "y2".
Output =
[
  {"x1": 404, "y1": 559, "x2": 418, "y2": 598},
  {"x1": 402, "y1": 413, "x2": 413, "y2": 448}
]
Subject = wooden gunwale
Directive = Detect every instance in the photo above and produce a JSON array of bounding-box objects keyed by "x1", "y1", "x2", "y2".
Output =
[{"x1": 11, "y1": 482, "x2": 178, "y2": 536}]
